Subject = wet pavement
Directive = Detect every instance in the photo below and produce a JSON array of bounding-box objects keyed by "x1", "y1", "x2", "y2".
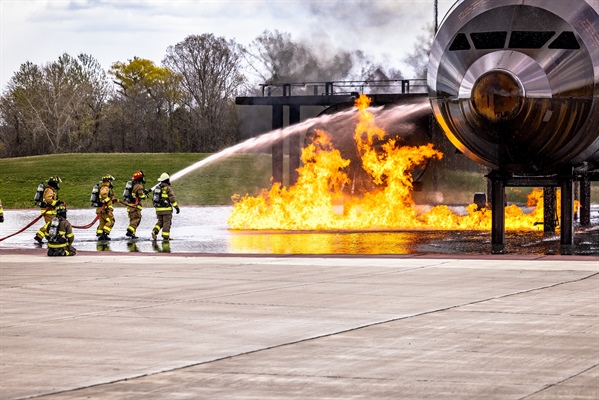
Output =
[
  {"x1": 1, "y1": 206, "x2": 598, "y2": 256},
  {"x1": 0, "y1": 253, "x2": 597, "y2": 399}
]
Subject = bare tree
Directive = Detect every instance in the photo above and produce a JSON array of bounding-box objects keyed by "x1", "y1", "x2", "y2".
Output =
[
  {"x1": 70, "y1": 54, "x2": 112, "y2": 151},
  {"x1": 0, "y1": 53, "x2": 110, "y2": 156},
  {"x1": 163, "y1": 34, "x2": 245, "y2": 152},
  {"x1": 245, "y1": 30, "x2": 356, "y2": 87},
  {"x1": 0, "y1": 62, "x2": 44, "y2": 156}
]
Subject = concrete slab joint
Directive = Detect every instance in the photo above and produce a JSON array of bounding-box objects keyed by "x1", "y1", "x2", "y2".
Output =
[{"x1": 0, "y1": 253, "x2": 597, "y2": 399}]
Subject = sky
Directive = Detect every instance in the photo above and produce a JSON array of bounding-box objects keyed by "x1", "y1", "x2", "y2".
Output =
[{"x1": 0, "y1": 0, "x2": 454, "y2": 92}]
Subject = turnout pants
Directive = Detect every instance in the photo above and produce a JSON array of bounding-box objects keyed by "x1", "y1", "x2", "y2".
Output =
[
  {"x1": 96, "y1": 209, "x2": 115, "y2": 236},
  {"x1": 47, "y1": 243, "x2": 76, "y2": 256},
  {"x1": 127, "y1": 208, "x2": 142, "y2": 235},
  {"x1": 48, "y1": 246, "x2": 77, "y2": 257},
  {"x1": 36, "y1": 212, "x2": 54, "y2": 240},
  {"x1": 153, "y1": 211, "x2": 173, "y2": 239}
]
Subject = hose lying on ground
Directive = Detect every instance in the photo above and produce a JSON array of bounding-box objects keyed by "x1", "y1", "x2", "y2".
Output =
[
  {"x1": 0, "y1": 213, "x2": 45, "y2": 242},
  {"x1": 0, "y1": 203, "x2": 114, "y2": 241}
]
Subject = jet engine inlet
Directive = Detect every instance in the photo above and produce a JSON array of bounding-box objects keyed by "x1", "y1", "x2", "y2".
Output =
[{"x1": 471, "y1": 70, "x2": 523, "y2": 123}]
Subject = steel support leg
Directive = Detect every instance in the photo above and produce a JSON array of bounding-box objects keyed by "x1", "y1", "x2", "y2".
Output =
[
  {"x1": 271, "y1": 105, "x2": 284, "y2": 185},
  {"x1": 289, "y1": 105, "x2": 301, "y2": 186},
  {"x1": 543, "y1": 187, "x2": 556, "y2": 232},
  {"x1": 573, "y1": 181, "x2": 579, "y2": 221},
  {"x1": 489, "y1": 171, "x2": 505, "y2": 254},
  {"x1": 580, "y1": 175, "x2": 591, "y2": 227},
  {"x1": 560, "y1": 177, "x2": 574, "y2": 251},
  {"x1": 486, "y1": 177, "x2": 492, "y2": 209}
]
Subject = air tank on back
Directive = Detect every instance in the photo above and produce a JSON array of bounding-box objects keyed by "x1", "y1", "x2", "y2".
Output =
[{"x1": 428, "y1": 0, "x2": 599, "y2": 175}]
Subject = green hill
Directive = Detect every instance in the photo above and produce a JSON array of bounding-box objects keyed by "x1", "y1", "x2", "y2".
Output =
[{"x1": 0, "y1": 153, "x2": 273, "y2": 209}]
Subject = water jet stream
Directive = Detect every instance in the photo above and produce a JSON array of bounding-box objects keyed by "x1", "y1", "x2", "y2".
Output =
[{"x1": 167, "y1": 100, "x2": 431, "y2": 184}]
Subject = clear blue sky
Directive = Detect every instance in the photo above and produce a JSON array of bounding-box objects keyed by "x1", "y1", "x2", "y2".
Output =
[{"x1": 1, "y1": 0, "x2": 454, "y2": 91}]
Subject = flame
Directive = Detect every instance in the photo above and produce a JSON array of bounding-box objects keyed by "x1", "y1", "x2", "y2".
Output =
[{"x1": 229, "y1": 94, "x2": 553, "y2": 231}]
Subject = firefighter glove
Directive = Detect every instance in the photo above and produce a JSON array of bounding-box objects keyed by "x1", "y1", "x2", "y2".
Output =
[{"x1": 175, "y1": 206, "x2": 180, "y2": 214}]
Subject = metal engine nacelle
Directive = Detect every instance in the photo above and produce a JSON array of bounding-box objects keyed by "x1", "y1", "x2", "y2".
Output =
[{"x1": 428, "y1": 0, "x2": 599, "y2": 174}]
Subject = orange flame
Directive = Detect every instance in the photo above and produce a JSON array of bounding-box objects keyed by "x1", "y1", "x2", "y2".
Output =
[{"x1": 228, "y1": 94, "x2": 550, "y2": 231}]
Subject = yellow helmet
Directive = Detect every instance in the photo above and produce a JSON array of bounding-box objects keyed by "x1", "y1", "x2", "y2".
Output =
[
  {"x1": 102, "y1": 175, "x2": 115, "y2": 182},
  {"x1": 157, "y1": 172, "x2": 170, "y2": 182}
]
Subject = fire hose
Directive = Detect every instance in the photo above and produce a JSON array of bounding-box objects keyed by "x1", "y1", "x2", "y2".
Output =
[
  {"x1": 0, "y1": 201, "x2": 126, "y2": 242},
  {"x1": 0, "y1": 211, "x2": 47, "y2": 242},
  {"x1": 70, "y1": 201, "x2": 135, "y2": 229},
  {"x1": 71, "y1": 211, "x2": 103, "y2": 229}
]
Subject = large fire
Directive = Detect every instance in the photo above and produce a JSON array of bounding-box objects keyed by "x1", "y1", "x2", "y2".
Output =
[{"x1": 228, "y1": 94, "x2": 553, "y2": 231}]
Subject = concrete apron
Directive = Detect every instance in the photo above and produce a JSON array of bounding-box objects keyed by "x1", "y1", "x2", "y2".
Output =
[{"x1": 1, "y1": 252, "x2": 598, "y2": 399}]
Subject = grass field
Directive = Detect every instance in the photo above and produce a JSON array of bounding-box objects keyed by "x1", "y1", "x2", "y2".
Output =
[
  {"x1": 0, "y1": 153, "x2": 273, "y2": 209},
  {"x1": 1, "y1": 153, "x2": 597, "y2": 209}
]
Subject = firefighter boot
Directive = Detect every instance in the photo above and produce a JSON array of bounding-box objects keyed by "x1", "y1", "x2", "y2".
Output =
[{"x1": 98, "y1": 233, "x2": 111, "y2": 241}]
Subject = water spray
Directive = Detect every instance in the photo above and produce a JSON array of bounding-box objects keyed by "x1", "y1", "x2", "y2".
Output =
[{"x1": 164, "y1": 99, "x2": 430, "y2": 187}]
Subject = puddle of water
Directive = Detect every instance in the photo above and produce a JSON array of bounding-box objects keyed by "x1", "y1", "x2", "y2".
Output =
[{"x1": 1, "y1": 206, "x2": 597, "y2": 255}]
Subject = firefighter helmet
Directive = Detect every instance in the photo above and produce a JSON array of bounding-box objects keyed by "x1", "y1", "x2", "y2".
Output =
[
  {"x1": 132, "y1": 170, "x2": 145, "y2": 182},
  {"x1": 102, "y1": 175, "x2": 115, "y2": 182},
  {"x1": 55, "y1": 203, "x2": 67, "y2": 218},
  {"x1": 157, "y1": 172, "x2": 170, "y2": 182},
  {"x1": 47, "y1": 176, "x2": 62, "y2": 190}
]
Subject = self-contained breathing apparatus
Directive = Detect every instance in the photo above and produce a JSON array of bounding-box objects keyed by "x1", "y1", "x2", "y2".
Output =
[
  {"x1": 123, "y1": 181, "x2": 134, "y2": 203},
  {"x1": 90, "y1": 183, "x2": 101, "y2": 207},
  {"x1": 152, "y1": 184, "x2": 169, "y2": 207},
  {"x1": 48, "y1": 217, "x2": 61, "y2": 242},
  {"x1": 47, "y1": 216, "x2": 67, "y2": 256},
  {"x1": 34, "y1": 183, "x2": 46, "y2": 206}
]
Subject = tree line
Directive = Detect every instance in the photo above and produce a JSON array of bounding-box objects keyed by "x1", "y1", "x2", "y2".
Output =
[{"x1": 0, "y1": 28, "x2": 432, "y2": 158}]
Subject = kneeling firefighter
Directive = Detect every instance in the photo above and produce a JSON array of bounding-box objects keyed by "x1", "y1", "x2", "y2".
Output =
[
  {"x1": 96, "y1": 175, "x2": 117, "y2": 241},
  {"x1": 152, "y1": 172, "x2": 179, "y2": 241},
  {"x1": 47, "y1": 204, "x2": 76, "y2": 256}
]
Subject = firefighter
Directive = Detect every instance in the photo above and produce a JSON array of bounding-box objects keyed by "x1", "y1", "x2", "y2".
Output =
[
  {"x1": 34, "y1": 176, "x2": 63, "y2": 243},
  {"x1": 151, "y1": 172, "x2": 180, "y2": 241},
  {"x1": 96, "y1": 175, "x2": 117, "y2": 241},
  {"x1": 47, "y1": 204, "x2": 76, "y2": 256},
  {"x1": 125, "y1": 170, "x2": 149, "y2": 239},
  {"x1": 0, "y1": 198, "x2": 4, "y2": 223}
]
